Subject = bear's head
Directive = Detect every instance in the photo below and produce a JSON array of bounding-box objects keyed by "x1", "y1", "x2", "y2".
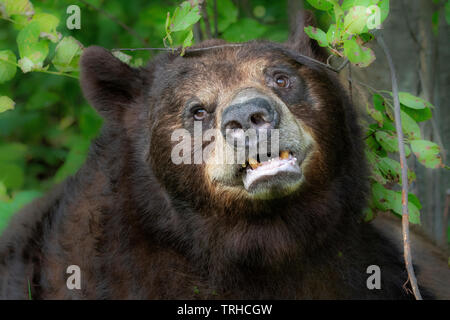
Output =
[{"x1": 80, "y1": 12, "x2": 368, "y2": 271}]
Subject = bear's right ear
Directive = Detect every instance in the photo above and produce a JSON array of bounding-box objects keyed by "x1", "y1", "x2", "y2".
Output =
[
  {"x1": 80, "y1": 46, "x2": 144, "y2": 121},
  {"x1": 287, "y1": 10, "x2": 328, "y2": 63}
]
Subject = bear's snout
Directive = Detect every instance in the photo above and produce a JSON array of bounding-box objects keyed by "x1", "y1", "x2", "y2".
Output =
[{"x1": 220, "y1": 89, "x2": 280, "y2": 150}]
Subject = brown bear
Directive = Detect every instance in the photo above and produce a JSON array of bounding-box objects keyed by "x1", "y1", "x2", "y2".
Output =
[{"x1": 0, "y1": 13, "x2": 427, "y2": 299}]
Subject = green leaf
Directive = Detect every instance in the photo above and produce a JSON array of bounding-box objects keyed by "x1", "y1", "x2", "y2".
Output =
[
  {"x1": 180, "y1": 29, "x2": 193, "y2": 56},
  {"x1": 0, "y1": 50, "x2": 17, "y2": 83},
  {"x1": 343, "y1": 38, "x2": 375, "y2": 67},
  {"x1": 371, "y1": 182, "x2": 394, "y2": 211},
  {"x1": 372, "y1": 182, "x2": 420, "y2": 224},
  {"x1": 408, "y1": 193, "x2": 422, "y2": 210},
  {"x1": 401, "y1": 105, "x2": 432, "y2": 122},
  {"x1": 405, "y1": 197, "x2": 421, "y2": 225},
  {"x1": 378, "y1": 0, "x2": 390, "y2": 23},
  {"x1": 52, "y1": 36, "x2": 83, "y2": 72},
  {"x1": 344, "y1": 5, "x2": 370, "y2": 34},
  {"x1": 401, "y1": 110, "x2": 421, "y2": 140},
  {"x1": 0, "y1": 96, "x2": 15, "y2": 113},
  {"x1": 378, "y1": 156, "x2": 414, "y2": 183},
  {"x1": 379, "y1": 119, "x2": 396, "y2": 133},
  {"x1": 375, "y1": 131, "x2": 398, "y2": 152},
  {"x1": 0, "y1": 0, "x2": 34, "y2": 18},
  {"x1": 410, "y1": 140, "x2": 443, "y2": 169},
  {"x1": 306, "y1": 0, "x2": 334, "y2": 11},
  {"x1": 169, "y1": 1, "x2": 201, "y2": 32},
  {"x1": 359, "y1": 32, "x2": 374, "y2": 43},
  {"x1": 32, "y1": 13, "x2": 60, "y2": 43},
  {"x1": 398, "y1": 92, "x2": 432, "y2": 109},
  {"x1": 378, "y1": 157, "x2": 400, "y2": 182},
  {"x1": 372, "y1": 94, "x2": 385, "y2": 111},
  {"x1": 366, "y1": 150, "x2": 387, "y2": 184},
  {"x1": 366, "y1": 103, "x2": 383, "y2": 126},
  {"x1": 17, "y1": 21, "x2": 49, "y2": 72},
  {"x1": 326, "y1": 24, "x2": 339, "y2": 46},
  {"x1": 304, "y1": 26, "x2": 328, "y2": 47}
]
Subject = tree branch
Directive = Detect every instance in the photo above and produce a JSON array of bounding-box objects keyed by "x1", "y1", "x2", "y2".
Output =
[
  {"x1": 376, "y1": 33, "x2": 423, "y2": 300},
  {"x1": 200, "y1": 0, "x2": 212, "y2": 39},
  {"x1": 213, "y1": 0, "x2": 218, "y2": 38}
]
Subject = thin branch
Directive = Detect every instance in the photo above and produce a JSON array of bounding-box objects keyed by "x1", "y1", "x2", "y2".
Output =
[
  {"x1": 200, "y1": 0, "x2": 212, "y2": 39},
  {"x1": 348, "y1": 63, "x2": 353, "y2": 106},
  {"x1": 112, "y1": 44, "x2": 244, "y2": 53},
  {"x1": 113, "y1": 44, "x2": 348, "y2": 74},
  {"x1": 77, "y1": 0, "x2": 148, "y2": 45},
  {"x1": 335, "y1": 58, "x2": 349, "y2": 72},
  {"x1": 0, "y1": 57, "x2": 79, "y2": 79},
  {"x1": 376, "y1": 33, "x2": 423, "y2": 300},
  {"x1": 193, "y1": 22, "x2": 204, "y2": 43},
  {"x1": 401, "y1": 0, "x2": 423, "y2": 51},
  {"x1": 213, "y1": 0, "x2": 218, "y2": 38},
  {"x1": 112, "y1": 47, "x2": 174, "y2": 52}
]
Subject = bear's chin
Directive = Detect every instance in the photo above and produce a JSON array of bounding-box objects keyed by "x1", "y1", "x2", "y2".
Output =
[{"x1": 242, "y1": 157, "x2": 303, "y2": 200}]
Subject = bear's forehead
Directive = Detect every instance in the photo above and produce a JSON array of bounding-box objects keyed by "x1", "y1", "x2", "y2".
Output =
[
  {"x1": 149, "y1": 43, "x2": 324, "y2": 110},
  {"x1": 162, "y1": 46, "x2": 299, "y2": 88}
]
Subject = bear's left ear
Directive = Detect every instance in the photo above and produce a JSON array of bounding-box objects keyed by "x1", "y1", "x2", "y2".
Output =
[
  {"x1": 287, "y1": 10, "x2": 328, "y2": 63},
  {"x1": 80, "y1": 46, "x2": 144, "y2": 121}
]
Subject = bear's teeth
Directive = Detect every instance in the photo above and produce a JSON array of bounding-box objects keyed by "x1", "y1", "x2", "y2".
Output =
[
  {"x1": 248, "y1": 157, "x2": 259, "y2": 169},
  {"x1": 280, "y1": 150, "x2": 290, "y2": 160}
]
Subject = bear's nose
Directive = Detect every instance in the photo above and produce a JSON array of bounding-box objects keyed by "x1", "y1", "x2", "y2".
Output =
[{"x1": 221, "y1": 97, "x2": 279, "y2": 135}]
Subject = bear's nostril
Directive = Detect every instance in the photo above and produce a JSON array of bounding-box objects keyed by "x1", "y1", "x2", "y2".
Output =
[
  {"x1": 225, "y1": 120, "x2": 243, "y2": 130},
  {"x1": 250, "y1": 113, "x2": 266, "y2": 126}
]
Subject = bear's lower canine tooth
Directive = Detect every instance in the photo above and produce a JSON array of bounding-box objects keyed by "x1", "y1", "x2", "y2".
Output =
[
  {"x1": 248, "y1": 158, "x2": 259, "y2": 169},
  {"x1": 280, "y1": 150, "x2": 290, "y2": 159}
]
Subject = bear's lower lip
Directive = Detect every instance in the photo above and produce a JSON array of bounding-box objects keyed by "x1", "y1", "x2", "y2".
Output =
[{"x1": 243, "y1": 155, "x2": 302, "y2": 192}]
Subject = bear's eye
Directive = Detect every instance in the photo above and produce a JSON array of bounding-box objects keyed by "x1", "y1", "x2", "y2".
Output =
[
  {"x1": 193, "y1": 108, "x2": 207, "y2": 121},
  {"x1": 274, "y1": 74, "x2": 290, "y2": 88}
]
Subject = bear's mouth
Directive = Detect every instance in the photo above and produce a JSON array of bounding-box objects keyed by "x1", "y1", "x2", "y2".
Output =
[{"x1": 242, "y1": 150, "x2": 302, "y2": 194}]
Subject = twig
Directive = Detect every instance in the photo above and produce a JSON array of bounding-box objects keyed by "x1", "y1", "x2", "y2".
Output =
[
  {"x1": 376, "y1": 33, "x2": 423, "y2": 300},
  {"x1": 213, "y1": 0, "x2": 218, "y2": 38},
  {"x1": 0, "y1": 57, "x2": 79, "y2": 79},
  {"x1": 443, "y1": 190, "x2": 450, "y2": 248},
  {"x1": 348, "y1": 63, "x2": 353, "y2": 106},
  {"x1": 78, "y1": 0, "x2": 148, "y2": 45},
  {"x1": 112, "y1": 44, "x2": 245, "y2": 54},
  {"x1": 113, "y1": 44, "x2": 347, "y2": 74},
  {"x1": 401, "y1": 0, "x2": 423, "y2": 51},
  {"x1": 200, "y1": 0, "x2": 212, "y2": 39}
]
